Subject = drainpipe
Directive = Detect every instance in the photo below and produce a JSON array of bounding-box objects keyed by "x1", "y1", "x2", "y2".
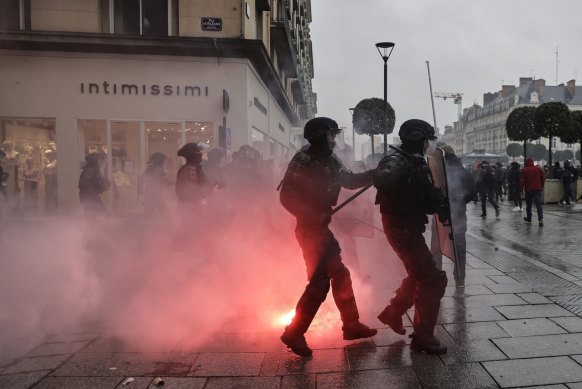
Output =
[{"x1": 240, "y1": 0, "x2": 245, "y2": 38}]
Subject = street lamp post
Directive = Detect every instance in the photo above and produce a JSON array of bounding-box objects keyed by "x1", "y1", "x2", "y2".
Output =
[{"x1": 375, "y1": 42, "x2": 395, "y2": 155}]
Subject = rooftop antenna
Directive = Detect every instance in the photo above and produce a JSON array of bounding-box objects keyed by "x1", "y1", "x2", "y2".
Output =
[{"x1": 554, "y1": 46, "x2": 559, "y2": 84}]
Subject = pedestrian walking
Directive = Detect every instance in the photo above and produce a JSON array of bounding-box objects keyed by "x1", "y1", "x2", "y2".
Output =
[
  {"x1": 494, "y1": 162, "x2": 506, "y2": 202},
  {"x1": 278, "y1": 117, "x2": 377, "y2": 357},
  {"x1": 471, "y1": 163, "x2": 482, "y2": 203},
  {"x1": 374, "y1": 119, "x2": 449, "y2": 355},
  {"x1": 559, "y1": 160, "x2": 577, "y2": 207},
  {"x1": 478, "y1": 160, "x2": 500, "y2": 218},
  {"x1": 508, "y1": 162, "x2": 523, "y2": 212},
  {"x1": 520, "y1": 157, "x2": 546, "y2": 226}
]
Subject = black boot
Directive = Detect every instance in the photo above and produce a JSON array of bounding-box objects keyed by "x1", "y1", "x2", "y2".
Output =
[
  {"x1": 410, "y1": 333, "x2": 447, "y2": 355},
  {"x1": 280, "y1": 326, "x2": 312, "y2": 357},
  {"x1": 377, "y1": 306, "x2": 406, "y2": 335},
  {"x1": 342, "y1": 322, "x2": 377, "y2": 340}
]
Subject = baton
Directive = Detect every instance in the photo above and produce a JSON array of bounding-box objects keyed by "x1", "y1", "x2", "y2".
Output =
[{"x1": 330, "y1": 183, "x2": 373, "y2": 215}]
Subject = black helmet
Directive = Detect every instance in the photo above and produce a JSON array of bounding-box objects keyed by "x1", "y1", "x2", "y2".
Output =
[
  {"x1": 177, "y1": 143, "x2": 202, "y2": 159},
  {"x1": 149, "y1": 152, "x2": 167, "y2": 165},
  {"x1": 85, "y1": 152, "x2": 106, "y2": 165},
  {"x1": 303, "y1": 117, "x2": 341, "y2": 143},
  {"x1": 398, "y1": 119, "x2": 437, "y2": 142}
]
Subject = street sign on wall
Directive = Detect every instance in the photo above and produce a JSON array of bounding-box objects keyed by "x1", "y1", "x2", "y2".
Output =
[{"x1": 201, "y1": 18, "x2": 222, "y2": 31}]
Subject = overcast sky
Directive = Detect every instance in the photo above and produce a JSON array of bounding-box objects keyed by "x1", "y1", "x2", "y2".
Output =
[{"x1": 310, "y1": 0, "x2": 582, "y2": 156}]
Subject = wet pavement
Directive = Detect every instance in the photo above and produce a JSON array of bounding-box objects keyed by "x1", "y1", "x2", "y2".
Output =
[{"x1": 2, "y1": 200, "x2": 582, "y2": 388}]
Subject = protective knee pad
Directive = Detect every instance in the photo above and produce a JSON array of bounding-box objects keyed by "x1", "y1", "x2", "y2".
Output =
[{"x1": 306, "y1": 277, "x2": 331, "y2": 304}]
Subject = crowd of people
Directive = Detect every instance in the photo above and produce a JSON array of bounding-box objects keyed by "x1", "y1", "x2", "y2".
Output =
[{"x1": 466, "y1": 157, "x2": 580, "y2": 226}]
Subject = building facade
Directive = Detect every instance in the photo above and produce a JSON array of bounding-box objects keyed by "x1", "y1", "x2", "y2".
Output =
[
  {"x1": 0, "y1": 0, "x2": 316, "y2": 214},
  {"x1": 453, "y1": 77, "x2": 582, "y2": 158}
]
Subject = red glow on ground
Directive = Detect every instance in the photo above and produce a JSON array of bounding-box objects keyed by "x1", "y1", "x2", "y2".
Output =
[{"x1": 276, "y1": 309, "x2": 295, "y2": 326}]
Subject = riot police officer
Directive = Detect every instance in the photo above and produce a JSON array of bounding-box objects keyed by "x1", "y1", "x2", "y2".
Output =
[
  {"x1": 374, "y1": 119, "x2": 448, "y2": 355},
  {"x1": 79, "y1": 152, "x2": 111, "y2": 215},
  {"x1": 279, "y1": 117, "x2": 377, "y2": 357}
]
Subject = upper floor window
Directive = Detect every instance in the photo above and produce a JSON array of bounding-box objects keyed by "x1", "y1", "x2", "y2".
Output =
[
  {"x1": 114, "y1": 0, "x2": 170, "y2": 36},
  {"x1": 0, "y1": 0, "x2": 21, "y2": 31}
]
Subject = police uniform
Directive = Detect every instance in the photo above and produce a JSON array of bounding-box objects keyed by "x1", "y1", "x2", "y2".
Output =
[
  {"x1": 374, "y1": 119, "x2": 448, "y2": 355},
  {"x1": 79, "y1": 153, "x2": 110, "y2": 214},
  {"x1": 279, "y1": 117, "x2": 377, "y2": 356}
]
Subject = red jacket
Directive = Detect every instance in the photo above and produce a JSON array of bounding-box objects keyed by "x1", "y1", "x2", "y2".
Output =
[{"x1": 520, "y1": 158, "x2": 546, "y2": 192}]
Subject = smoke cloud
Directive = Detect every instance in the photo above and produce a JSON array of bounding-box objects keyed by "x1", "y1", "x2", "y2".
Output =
[{"x1": 0, "y1": 163, "x2": 385, "y2": 362}]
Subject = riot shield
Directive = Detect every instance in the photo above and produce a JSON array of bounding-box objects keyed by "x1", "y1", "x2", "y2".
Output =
[{"x1": 427, "y1": 148, "x2": 459, "y2": 279}]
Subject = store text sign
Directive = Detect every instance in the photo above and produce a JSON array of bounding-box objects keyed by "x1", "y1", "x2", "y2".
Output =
[{"x1": 80, "y1": 82, "x2": 209, "y2": 97}]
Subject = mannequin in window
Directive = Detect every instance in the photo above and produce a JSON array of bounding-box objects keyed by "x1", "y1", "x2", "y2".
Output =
[
  {"x1": 1, "y1": 140, "x2": 19, "y2": 161},
  {"x1": 22, "y1": 157, "x2": 39, "y2": 211},
  {"x1": 1, "y1": 140, "x2": 20, "y2": 199},
  {"x1": 43, "y1": 149, "x2": 58, "y2": 212}
]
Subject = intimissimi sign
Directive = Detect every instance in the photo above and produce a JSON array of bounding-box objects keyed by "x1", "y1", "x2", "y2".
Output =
[{"x1": 80, "y1": 81, "x2": 209, "y2": 97}]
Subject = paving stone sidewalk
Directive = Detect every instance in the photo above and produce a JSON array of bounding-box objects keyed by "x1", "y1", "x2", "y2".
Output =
[{"x1": 2, "y1": 202, "x2": 582, "y2": 388}]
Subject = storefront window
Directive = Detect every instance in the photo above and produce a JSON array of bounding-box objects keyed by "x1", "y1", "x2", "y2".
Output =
[
  {"x1": 110, "y1": 121, "x2": 143, "y2": 214},
  {"x1": 185, "y1": 121, "x2": 214, "y2": 159},
  {"x1": 77, "y1": 119, "x2": 212, "y2": 216},
  {"x1": 1, "y1": 117, "x2": 57, "y2": 215},
  {"x1": 146, "y1": 121, "x2": 182, "y2": 176}
]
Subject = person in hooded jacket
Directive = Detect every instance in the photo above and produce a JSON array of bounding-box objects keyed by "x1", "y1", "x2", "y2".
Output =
[
  {"x1": 278, "y1": 117, "x2": 377, "y2": 357},
  {"x1": 520, "y1": 157, "x2": 546, "y2": 226},
  {"x1": 559, "y1": 160, "x2": 576, "y2": 207},
  {"x1": 477, "y1": 161, "x2": 500, "y2": 218},
  {"x1": 508, "y1": 162, "x2": 523, "y2": 212},
  {"x1": 373, "y1": 119, "x2": 449, "y2": 355},
  {"x1": 79, "y1": 152, "x2": 111, "y2": 215}
]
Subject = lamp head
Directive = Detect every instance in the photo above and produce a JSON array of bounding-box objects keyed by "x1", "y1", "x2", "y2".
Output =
[{"x1": 375, "y1": 42, "x2": 395, "y2": 60}]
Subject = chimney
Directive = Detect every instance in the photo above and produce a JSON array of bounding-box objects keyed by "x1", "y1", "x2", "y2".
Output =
[
  {"x1": 483, "y1": 92, "x2": 498, "y2": 105},
  {"x1": 567, "y1": 79, "x2": 576, "y2": 97},
  {"x1": 501, "y1": 85, "x2": 516, "y2": 97},
  {"x1": 519, "y1": 77, "x2": 533, "y2": 86},
  {"x1": 535, "y1": 79, "x2": 545, "y2": 96}
]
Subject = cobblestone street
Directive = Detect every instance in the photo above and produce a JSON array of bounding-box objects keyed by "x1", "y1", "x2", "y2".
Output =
[{"x1": 2, "y1": 201, "x2": 582, "y2": 388}]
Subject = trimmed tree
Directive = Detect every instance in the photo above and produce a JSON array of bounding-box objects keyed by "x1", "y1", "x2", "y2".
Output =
[
  {"x1": 563, "y1": 149, "x2": 574, "y2": 161},
  {"x1": 506, "y1": 106, "x2": 537, "y2": 158},
  {"x1": 506, "y1": 143, "x2": 523, "y2": 160},
  {"x1": 533, "y1": 102, "x2": 571, "y2": 177},
  {"x1": 352, "y1": 97, "x2": 395, "y2": 156},
  {"x1": 531, "y1": 143, "x2": 547, "y2": 162},
  {"x1": 553, "y1": 150, "x2": 565, "y2": 162},
  {"x1": 561, "y1": 110, "x2": 582, "y2": 163}
]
